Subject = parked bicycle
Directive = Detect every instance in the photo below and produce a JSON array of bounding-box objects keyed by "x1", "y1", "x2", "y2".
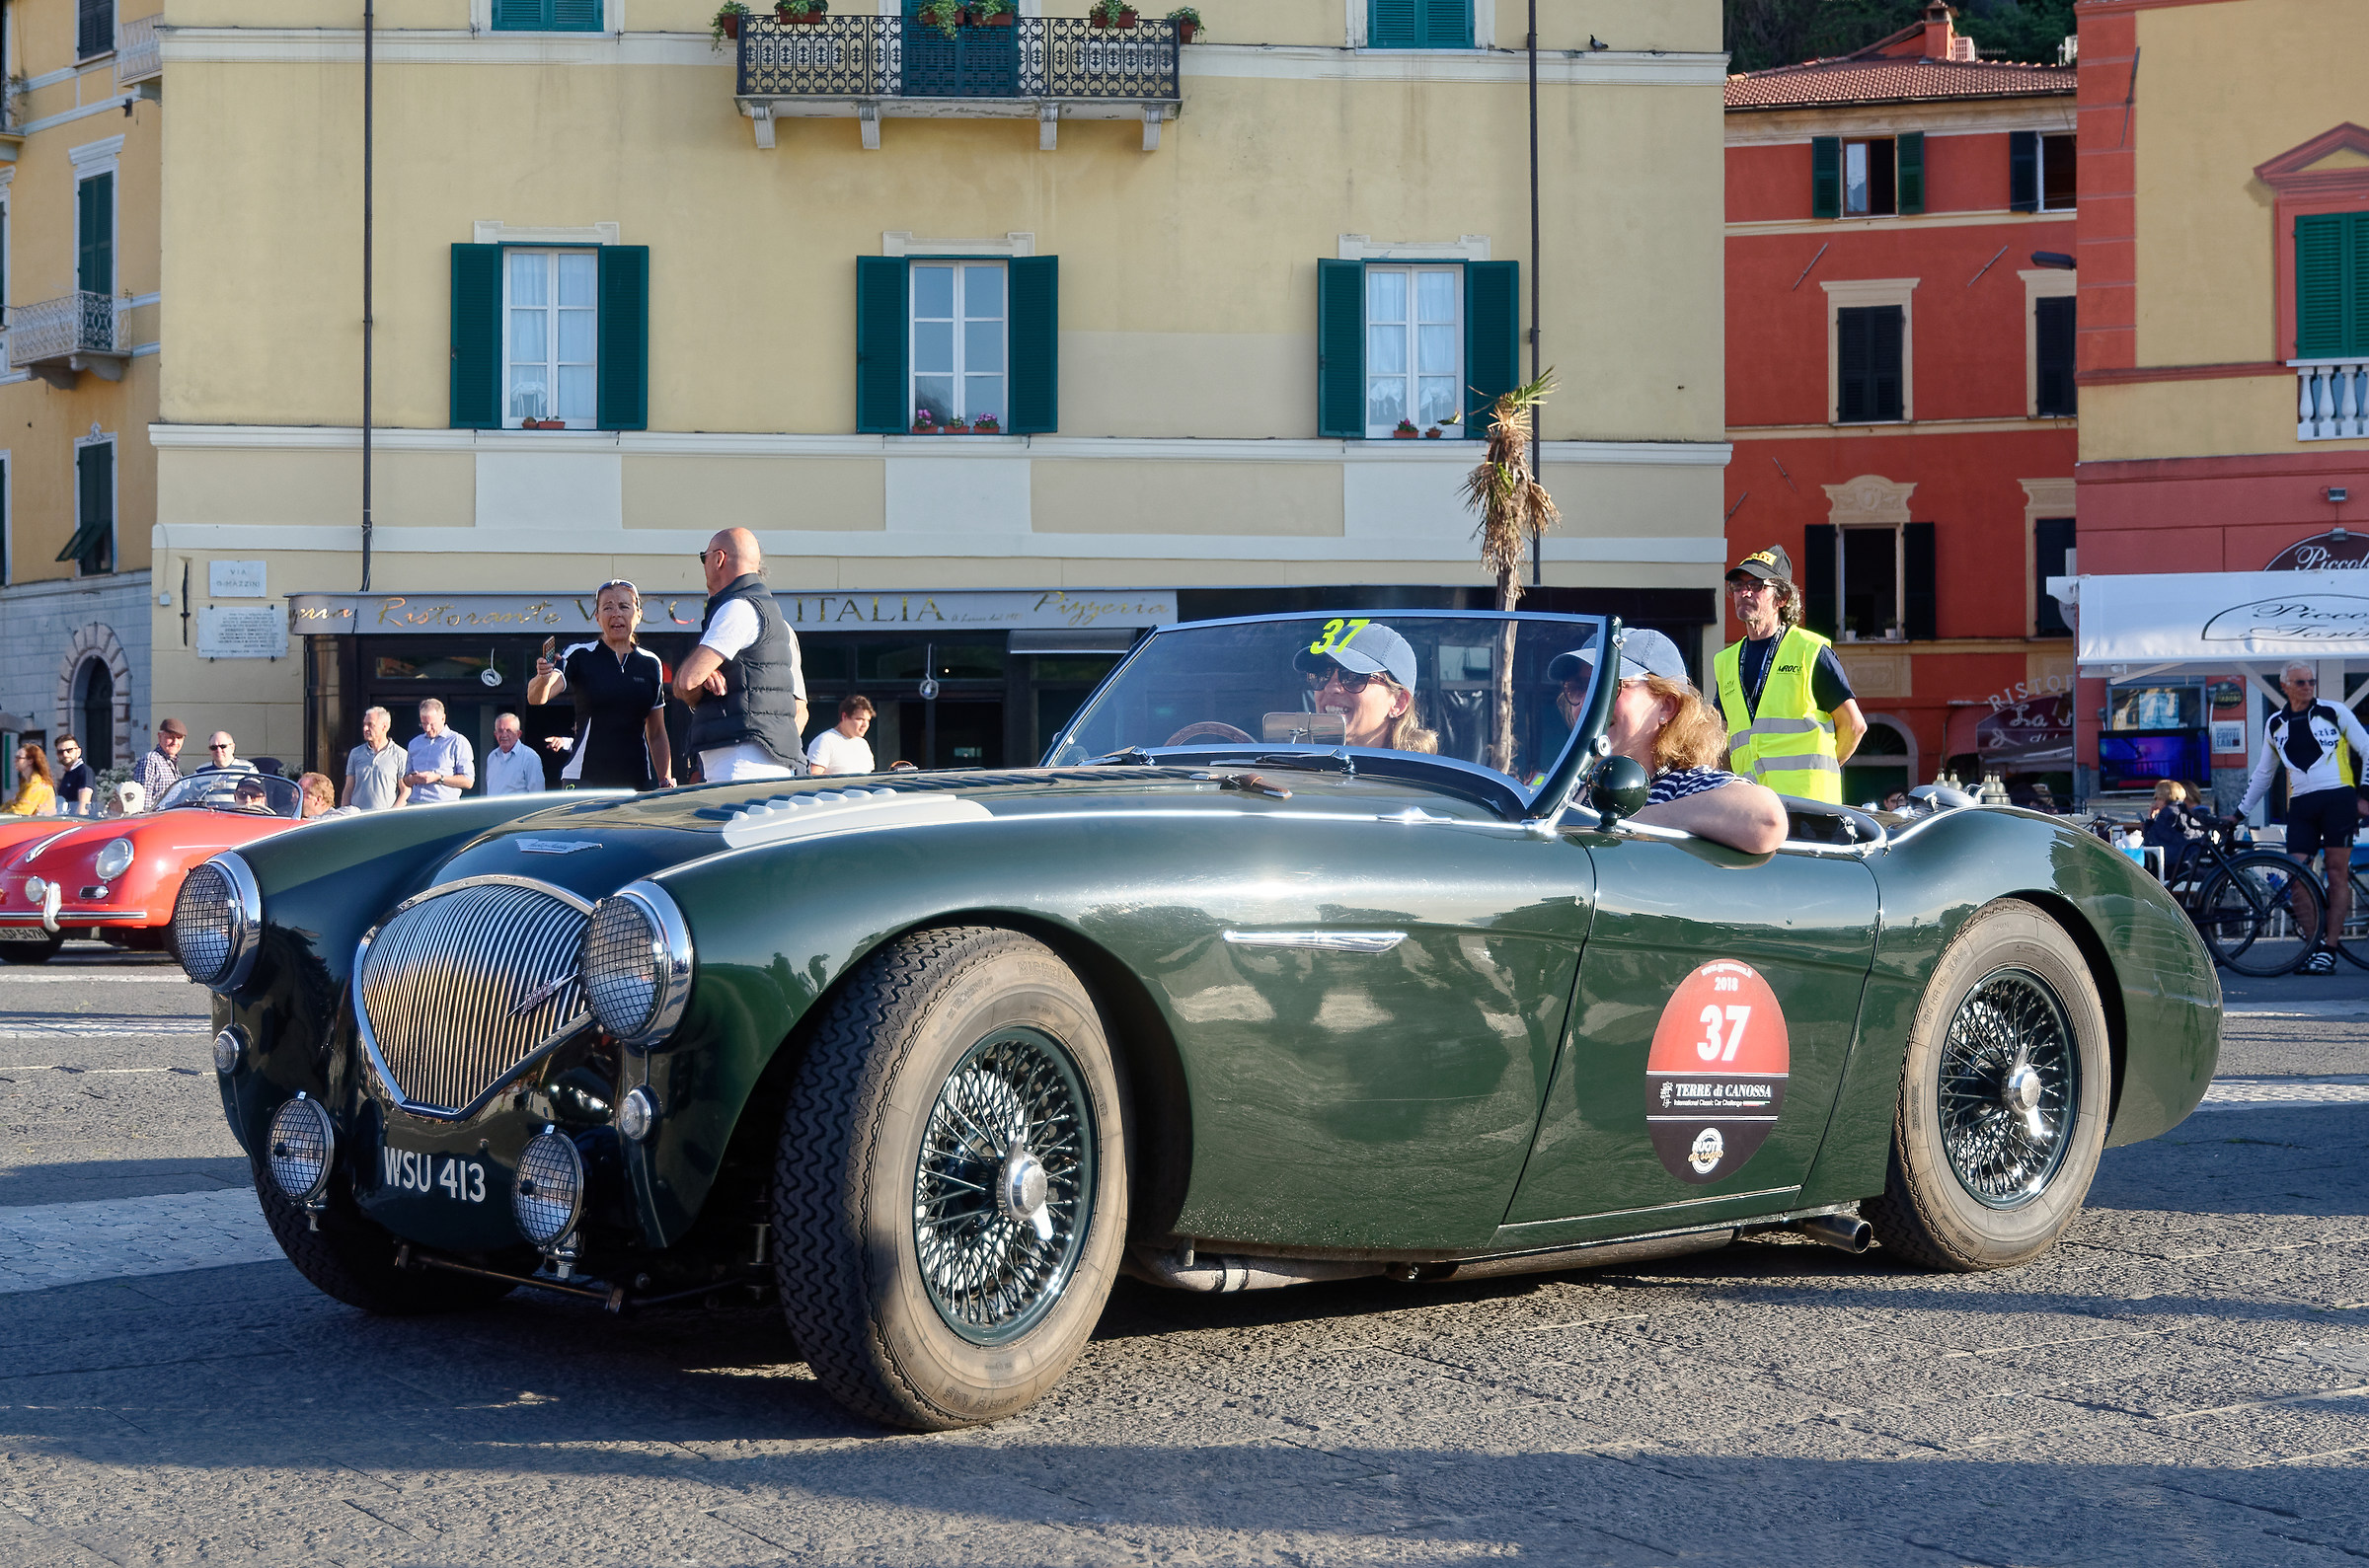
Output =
[{"x1": 2098, "y1": 814, "x2": 2326, "y2": 976}]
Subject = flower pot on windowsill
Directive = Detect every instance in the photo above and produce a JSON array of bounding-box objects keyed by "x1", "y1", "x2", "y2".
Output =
[
  {"x1": 971, "y1": 419, "x2": 1002, "y2": 435},
  {"x1": 1393, "y1": 423, "x2": 1419, "y2": 439},
  {"x1": 1422, "y1": 427, "x2": 1442, "y2": 438},
  {"x1": 1175, "y1": 22, "x2": 1196, "y2": 42},
  {"x1": 911, "y1": 423, "x2": 938, "y2": 435},
  {"x1": 976, "y1": 10, "x2": 1014, "y2": 24},
  {"x1": 719, "y1": 12, "x2": 740, "y2": 36}
]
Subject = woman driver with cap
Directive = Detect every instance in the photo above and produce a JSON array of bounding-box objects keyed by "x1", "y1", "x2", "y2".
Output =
[
  {"x1": 1551, "y1": 629, "x2": 1787, "y2": 855},
  {"x1": 1292, "y1": 623, "x2": 1438, "y2": 753}
]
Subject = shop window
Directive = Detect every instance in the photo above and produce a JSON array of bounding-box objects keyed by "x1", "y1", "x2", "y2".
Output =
[
  {"x1": 1315, "y1": 258, "x2": 1517, "y2": 438},
  {"x1": 1811, "y1": 135, "x2": 1924, "y2": 219},
  {"x1": 448, "y1": 243, "x2": 648, "y2": 431},
  {"x1": 1367, "y1": 0, "x2": 1473, "y2": 49},
  {"x1": 2011, "y1": 131, "x2": 2078, "y2": 213},
  {"x1": 855, "y1": 255, "x2": 1057, "y2": 435},
  {"x1": 2034, "y1": 517, "x2": 2074, "y2": 636}
]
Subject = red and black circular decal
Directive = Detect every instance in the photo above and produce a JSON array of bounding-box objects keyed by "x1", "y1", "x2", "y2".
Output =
[{"x1": 1645, "y1": 960, "x2": 1790, "y2": 1185}]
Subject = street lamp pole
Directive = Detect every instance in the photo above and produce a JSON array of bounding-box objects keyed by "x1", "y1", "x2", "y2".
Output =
[{"x1": 360, "y1": 0, "x2": 375, "y2": 592}]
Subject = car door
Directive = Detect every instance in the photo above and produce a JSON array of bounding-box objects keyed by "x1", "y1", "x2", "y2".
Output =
[{"x1": 1499, "y1": 820, "x2": 1878, "y2": 1239}]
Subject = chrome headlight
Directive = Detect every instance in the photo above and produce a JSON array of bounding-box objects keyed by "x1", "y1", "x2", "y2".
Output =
[
  {"x1": 94, "y1": 839, "x2": 135, "y2": 881},
  {"x1": 23, "y1": 876, "x2": 45, "y2": 905},
  {"x1": 512, "y1": 1128, "x2": 585, "y2": 1248},
  {"x1": 174, "y1": 855, "x2": 262, "y2": 991},
  {"x1": 579, "y1": 881, "x2": 693, "y2": 1047},
  {"x1": 267, "y1": 1092, "x2": 335, "y2": 1205}
]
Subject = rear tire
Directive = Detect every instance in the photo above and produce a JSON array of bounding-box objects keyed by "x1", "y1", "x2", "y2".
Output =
[
  {"x1": 773, "y1": 927, "x2": 1128, "y2": 1431},
  {"x1": 0, "y1": 933, "x2": 61, "y2": 965},
  {"x1": 1866, "y1": 900, "x2": 2110, "y2": 1272},
  {"x1": 251, "y1": 1152, "x2": 518, "y2": 1314}
]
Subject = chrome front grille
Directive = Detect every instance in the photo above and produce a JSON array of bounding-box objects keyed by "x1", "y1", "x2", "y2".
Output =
[{"x1": 356, "y1": 878, "x2": 590, "y2": 1116}]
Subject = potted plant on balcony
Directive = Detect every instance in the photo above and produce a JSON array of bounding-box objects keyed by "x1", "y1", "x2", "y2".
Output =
[
  {"x1": 946, "y1": 414, "x2": 971, "y2": 434},
  {"x1": 1393, "y1": 418, "x2": 1419, "y2": 439},
  {"x1": 1090, "y1": 0, "x2": 1138, "y2": 28},
  {"x1": 919, "y1": 0, "x2": 963, "y2": 38},
  {"x1": 972, "y1": 0, "x2": 1016, "y2": 25},
  {"x1": 777, "y1": 0, "x2": 827, "y2": 21},
  {"x1": 971, "y1": 412, "x2": 1002, "y2": 434},
  {"x1": 712, "y1": 1, "x2": 751, "y2": 44},
  {"x1": 1165, "y1": 6, "x2": 1201, "y2": 41}
]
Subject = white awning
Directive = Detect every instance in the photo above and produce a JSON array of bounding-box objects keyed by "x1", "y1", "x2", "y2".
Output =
[{"x1": 2068, "y1": 569, "x2": 2369, "y2": 675}]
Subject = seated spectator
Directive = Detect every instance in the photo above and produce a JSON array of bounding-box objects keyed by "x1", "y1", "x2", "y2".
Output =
[
  {"x1": 807, "y1": 696, "x2": 879, "y2": 777},
  {"x1": 297, "y1": 772, "x2": 356, "y2": 819}
]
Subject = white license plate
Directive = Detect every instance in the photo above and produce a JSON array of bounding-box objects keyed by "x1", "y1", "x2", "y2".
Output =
[
  {"x1": 0, "y1": 927, "x2": 52, "y2": 942},
  {"x1": 381, "y1": 1146, "x2": 490, "y2": 1205}
]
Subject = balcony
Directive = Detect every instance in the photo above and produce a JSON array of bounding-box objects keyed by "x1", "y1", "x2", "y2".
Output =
[
  {"x1": 9, "y1": 292, "x2": 125, "y2": 389},
  {"x1": 115, "y1": 14, "x2": 162, "y2": 88},
  {"x1": 734, "y1": 15, "x2": 1182, "y2": 152},
  {"x1": 2295, "y1": 358, "x2": 2369, "y2": 441}
]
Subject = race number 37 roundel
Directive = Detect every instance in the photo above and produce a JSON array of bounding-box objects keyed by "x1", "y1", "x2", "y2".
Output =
[{"x1": 1645, "y1": 960, "x2": 1790, "y2": 1184}]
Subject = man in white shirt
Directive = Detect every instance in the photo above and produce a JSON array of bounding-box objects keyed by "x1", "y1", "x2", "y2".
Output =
[
  {"x1": 481, "y1": 712, "x2": 546, "y2": 797},
  {"x1": 344, "y1": 707, "x2": 407, "y2": 811},
  {"x1": 806, "y1": 696, "x2": 877, "y2": 777},
  {"x1": 672, "y1": 527, "x2": 808, "y2": 783}
]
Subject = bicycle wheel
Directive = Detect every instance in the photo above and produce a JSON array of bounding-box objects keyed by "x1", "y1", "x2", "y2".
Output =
[
  {"x1": 2197, "y1": 854, "x2": 2325, "y2": 976},
  {"x1": 2340, "y1": 869, "x2": 2369, "y2": 969}
]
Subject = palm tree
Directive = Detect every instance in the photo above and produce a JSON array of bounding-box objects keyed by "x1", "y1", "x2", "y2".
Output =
[{"x1": 1462, "y1": 372, "x2": 1560, "y2": 773}]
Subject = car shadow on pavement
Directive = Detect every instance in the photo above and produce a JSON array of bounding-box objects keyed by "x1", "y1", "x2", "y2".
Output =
[{"x1": 0, "y1": 1157, "x2": 254, "y2": 1207}]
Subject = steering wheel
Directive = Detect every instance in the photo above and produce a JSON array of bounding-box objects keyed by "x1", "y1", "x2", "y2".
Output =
[{"x1": 1164, "y1": 721, "x2": 1256, "y2": 746}]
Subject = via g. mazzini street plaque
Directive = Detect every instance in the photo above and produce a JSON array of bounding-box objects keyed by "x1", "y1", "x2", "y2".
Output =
[{"x1": 207, "y1": 560, "x2": 268, "y2": 598}]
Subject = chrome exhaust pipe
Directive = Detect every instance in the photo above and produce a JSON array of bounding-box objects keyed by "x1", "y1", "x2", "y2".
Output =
[
  {"x1": 1125, "y1": 1245, "x2": 1383, "y2": 1294},
  {"x1": 1792, "y1": 1214, "x2": 1872, "y2": 1253}
]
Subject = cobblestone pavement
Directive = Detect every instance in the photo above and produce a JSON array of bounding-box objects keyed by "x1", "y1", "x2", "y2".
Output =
[{"x1": 0, "y1": 946, "x2": 2363, "y2": 1566}]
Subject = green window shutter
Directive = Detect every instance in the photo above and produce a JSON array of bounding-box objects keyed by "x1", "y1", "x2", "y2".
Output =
[
  {"x1": 61, "y1": 443, "x2": 113, "y2": 571},
  {"x1": 1896, "y1": 132, "x2": 1925, "y2": 216},
  {"x1": 1903, "y1": 521, "x2": 1936, "y2": 641},
  {"x1": 1869, "y1": 305, "x2": 1904, "y2": 420},
  {"x1": 596, "y1": 246, "x2": 650, "y2": 431},
  {"x1": 552, "y1": 0, "x2": 602, "y2": 28},
  {"x1": 1810, "y1": 137, "x2": 1841, "y2": 220},
  {"x1": 1801, "y1": 525, "x2": 1838, "y2": 638},
  {"x1": 2034, "y1": 518, "x2": 2075, "y2": 635},
  {"x1": 77, "y1": 174, "x2": 113, "y2": 295},
  {"x1": 1464, "y1": 261, "x2": 1519, "y2": 439},
  {"x1": 1317, "y1": 259, "x2": 1365, "y2": 438},
  {"x1": 855, "y1": 256, "x2": 910, "y2": 434},
  {"x1": 491, "y1": 0, "x2": 554, "y2": 28},
  {"x1": 448, "y1": 244, "x2": 503, "y2": 430},
  {"x1": 2295, "y1": 214, "x2": 2344, "y2": 358},
  {"x1": 2034, "y1": 294, "x2": 2076, "y2": 415},
  {"x1": 1369, "y1": 0, "x2": 1416, "y2": 47},
  {"x1": 1836, "y1": 306, "x2": 1871, "y2": 421},
  {"x1": 1008, "y1": 256, "x2": 1060, "y2": 435},
  {"x1": 2349, "y1": 212, "x2": 2369, "y2": 358},
  {"x1": 1419, "y1": 0, "x2": 1471, "y2": 46},
  {"x1": 2009, "y1": 130, "x2": 2039, "y2": 213}
]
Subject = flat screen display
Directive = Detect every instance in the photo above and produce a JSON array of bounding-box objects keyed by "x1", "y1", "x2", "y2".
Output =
[{"x1": 2100, "y1": 730, "x2": 2209, "y2": 792}]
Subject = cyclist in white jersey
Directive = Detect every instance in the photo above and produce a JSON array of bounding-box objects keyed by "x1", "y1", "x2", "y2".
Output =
[{"x1": 2238, "y1": 659, "x2": 2369, "y2": 972}]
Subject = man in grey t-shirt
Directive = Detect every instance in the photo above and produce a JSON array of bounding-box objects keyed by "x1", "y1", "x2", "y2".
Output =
[{"x1": 344, "y1": 706, "x2": 408, "y2": 811}]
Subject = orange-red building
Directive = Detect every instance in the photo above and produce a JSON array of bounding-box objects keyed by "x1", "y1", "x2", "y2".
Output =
[{"x1": 1723, "y1": 4, "x2": 2079, "y2": 802}]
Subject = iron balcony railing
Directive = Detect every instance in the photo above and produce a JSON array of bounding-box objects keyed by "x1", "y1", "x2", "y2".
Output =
[
  {"x1": 116, "y1": 13, "x2": 162, "y2": 86},
  {"x1": 737, "y1": 15, "x2": 1181, "y2": 102},
  {"x1": 8, "y1": 292, "x2": 118, "y2": 369}
]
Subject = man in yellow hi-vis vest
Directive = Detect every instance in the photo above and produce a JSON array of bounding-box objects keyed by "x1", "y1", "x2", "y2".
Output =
[{"x1": 1713, "y1": 545, "x2": 1866, "y2": 804}]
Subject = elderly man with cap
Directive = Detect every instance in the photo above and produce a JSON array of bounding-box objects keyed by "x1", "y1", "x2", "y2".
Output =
[
  {"x1": 1552, "y1": 628, "x2": 1788, "y2": 854},
  {"x1": 1713, "y1": 545, "x2": 1865, "y2": 803},
  {"x1": 131, "y1": 719, "x2": 187, "y2": 812}
]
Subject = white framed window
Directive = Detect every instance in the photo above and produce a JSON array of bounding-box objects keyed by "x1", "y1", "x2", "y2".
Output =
[
  {"x1": 504, "y1": 248, "x2": 599, "y2": 428},
  {"x1": 911, "y1": 261, "x2": 1007, "y2": 427},
  {"x1": 1837, "y1": 523, "x2": 1904, "y2": 641},
  {"x1": 1364, "y1": 264, "x2": 1462, "y2": 437}
]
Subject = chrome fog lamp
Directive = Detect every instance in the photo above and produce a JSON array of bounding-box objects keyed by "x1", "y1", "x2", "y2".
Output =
[
  {"x1": 579, "y1": 881, "x2": 693, "y2": 1047},
  {"x1": 616, "y1": 1086, "x2": 659, "y2": 1143},
  {"x1": 512, "y1": 1128, "x2": 586, "y2": 1248},
  {"x1": 212, "y1": 1026, "x2": 248, "y2": 1076},
  {"x1": 175, "y1": 855, "x2": 262, "y2": 992},
  {"x1": 267, "y1": 1092, "x2": 336, "y2": 1206},
  {"x1": 94, "y1": 839, "x2": 135, "y2": 881},
  {"x1": 23, "y1": 876, "x2": 45, "y2": 906}
]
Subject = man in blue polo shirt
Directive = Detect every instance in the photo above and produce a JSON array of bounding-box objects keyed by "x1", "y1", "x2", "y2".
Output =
[{"x1": 402, "y1": 699, "x2": 476, "y2": 804}]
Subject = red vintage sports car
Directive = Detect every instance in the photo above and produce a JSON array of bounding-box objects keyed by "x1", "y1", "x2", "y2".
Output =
[{"x1": 0, "y1": 772, "x2": 311, "y2": 965}]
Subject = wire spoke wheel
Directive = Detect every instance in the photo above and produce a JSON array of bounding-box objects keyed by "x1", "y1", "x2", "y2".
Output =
[
  {"x1": 913, "y1": 1026, "x2": 1096, "y2": 1346},
  {"x1": 1936, "y1": 968, "x2": 2076, "y2": 1210}
]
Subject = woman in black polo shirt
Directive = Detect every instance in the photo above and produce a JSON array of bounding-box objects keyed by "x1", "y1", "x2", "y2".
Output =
[{"x1": 526, "y1": 579, "x2": 674, "y2": 790}]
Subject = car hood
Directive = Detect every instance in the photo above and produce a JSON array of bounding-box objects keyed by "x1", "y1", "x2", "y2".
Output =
[{"x1": 418, "y1": 765, "x2": 1511, "y2": 905}]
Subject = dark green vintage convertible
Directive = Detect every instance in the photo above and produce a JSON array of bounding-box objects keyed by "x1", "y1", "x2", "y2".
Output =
[{"x1": 177, "y1": 611, "x2": 2219, "y2": 1429}]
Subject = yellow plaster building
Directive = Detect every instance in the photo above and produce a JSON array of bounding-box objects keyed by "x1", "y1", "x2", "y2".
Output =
[
  {"x1": 0, "y1": 0, "x2": 161, "y2": 773},
  {"x1": 144, "y1": 0, "x2": 1728, "y2": 778}
]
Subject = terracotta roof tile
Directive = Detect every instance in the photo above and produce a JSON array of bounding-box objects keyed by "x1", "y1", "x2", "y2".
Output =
[{"x1": 1725, "y1": 58, "x2": 2074, "y2": 111}]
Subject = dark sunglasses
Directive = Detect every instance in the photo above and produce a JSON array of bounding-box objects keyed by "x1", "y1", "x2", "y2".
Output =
[{"x1": 1307, "y1": 661, "x2": 1380, "y2": 693}]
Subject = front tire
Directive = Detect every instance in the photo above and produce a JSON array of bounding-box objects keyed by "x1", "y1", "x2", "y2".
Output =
[
  {"x1": 251, "y1": 1152, "x2": 518, "y2": 1314},
  {"x1": 1866, "y1": 900, "x2": 2110, "y2": 1272},
  {"x1": 773, "y1": 927, "x2": 1128, "y2": 1430}
]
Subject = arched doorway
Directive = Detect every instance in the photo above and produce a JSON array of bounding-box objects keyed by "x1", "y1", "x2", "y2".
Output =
[
  {"x1": 75, "y1": 658, "x2": 115, "y2": 770},
  {"x1": 1844, "y1": 715, "x2": 1915, "y2": 808}
]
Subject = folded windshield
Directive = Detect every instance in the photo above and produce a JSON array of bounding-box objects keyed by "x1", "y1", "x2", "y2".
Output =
[{"x1": 1045, "y1": 612, "x2": 1608, "y2": 803}]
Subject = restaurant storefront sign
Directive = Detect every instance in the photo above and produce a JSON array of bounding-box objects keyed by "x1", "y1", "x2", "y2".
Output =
[
  {"x1": 289, "y1": 588, "x2": 1181, "y2": 637},
  {"x1": 2265, "y1": 529, "x2": 2369, "y2": 571}
]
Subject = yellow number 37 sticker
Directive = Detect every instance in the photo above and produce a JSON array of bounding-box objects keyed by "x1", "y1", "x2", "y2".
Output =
[{"x1": 1307, "y1": 618, "x2": 1372, "y2": 656}]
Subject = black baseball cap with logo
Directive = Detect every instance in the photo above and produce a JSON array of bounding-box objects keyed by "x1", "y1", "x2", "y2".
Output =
[{"x1": 1726, "y1": 546, "x2": 1794, "y2": 585}]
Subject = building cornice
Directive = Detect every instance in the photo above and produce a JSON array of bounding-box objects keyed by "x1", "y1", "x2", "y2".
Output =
[{"x1": 1724, "y1": 96, "x2": 2074, "y2": 145}]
